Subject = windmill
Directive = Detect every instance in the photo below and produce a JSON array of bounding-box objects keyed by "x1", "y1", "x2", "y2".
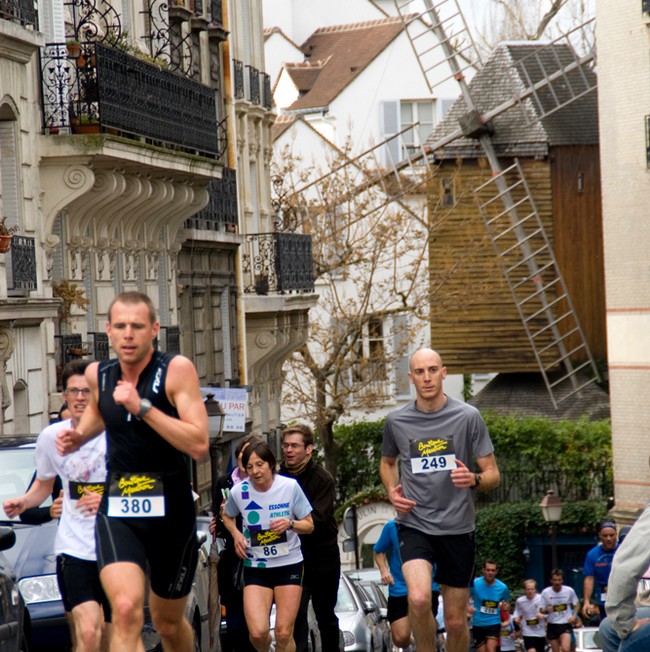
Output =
[{"x1": 391, "y1": 0, "x2": 600, "y2": 408}]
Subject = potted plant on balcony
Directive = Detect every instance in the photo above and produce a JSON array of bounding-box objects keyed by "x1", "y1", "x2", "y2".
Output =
[
  {"x1": 66, "y1": 38, "x2": 81, "y2": 59},
  {"x1": 70, "y1": 114, "x2": 100, "y2": 134},
  {"x1": 52, "y1": 279, "x2": 90, "y2": 335},
  {"x1": 0, "y1": 217, "x2": 18, "y2": 253}
]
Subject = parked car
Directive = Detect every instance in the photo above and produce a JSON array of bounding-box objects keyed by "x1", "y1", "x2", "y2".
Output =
[
  {"x1": 574, "y1": 626, "x2": 601, "y2": 652},
  {"x1": 0, "y1": 526, "x2": 26, "y2": 651},
  {"x1": 337, "y1": 572, "x2": 387, "y2": 652},
  {"x1": 345, "y1": 568, "x2": 388, "y2": 600},
  {"x1": 269, "y1": 599, "x2": 322, "y2": 652},
  {"x1": 351, "y1": 578, "x2": 393, "y2": 652},
  {"x1": 0, "y1": 437, "x2": 214, "y2": 652}
]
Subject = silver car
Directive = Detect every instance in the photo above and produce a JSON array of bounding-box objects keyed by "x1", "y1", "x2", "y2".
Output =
[{"x1": 337, "y1": 572, "x2": 386, "y2": 652}]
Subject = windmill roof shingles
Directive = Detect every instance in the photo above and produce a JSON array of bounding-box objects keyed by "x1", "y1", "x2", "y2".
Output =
[{"x1": 428, "y1": 42, "x2": 599, "y2": 159}]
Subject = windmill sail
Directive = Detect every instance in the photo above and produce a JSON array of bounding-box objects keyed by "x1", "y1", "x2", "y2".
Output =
[{"x1": 394, "y1": 0, "x2": 600, "y2": 406}]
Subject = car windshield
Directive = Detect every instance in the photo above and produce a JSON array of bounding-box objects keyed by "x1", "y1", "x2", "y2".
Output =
[
  {"x1": 0, "y1": 447, "x2": 46, "y2": 521},
  {"x1": 336, "y1": 579, "x2": 358, "y2": 613}
]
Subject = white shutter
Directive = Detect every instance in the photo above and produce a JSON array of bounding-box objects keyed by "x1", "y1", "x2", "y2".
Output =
[
  {"x1": 381, "y1": 100, "x2": 401, "y2": 166},
  {"x1": 0, "y1": 122, "x2": 20, "y2": 231},
  {"x1": 39, "y1": 0, "x2": 66, "y2": 42}
]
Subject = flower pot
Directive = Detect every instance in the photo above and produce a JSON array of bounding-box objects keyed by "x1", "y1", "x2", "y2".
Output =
[
  {"x1": 71, "y1": 122, "x2": 100, "y2": 134},
  {"x1": 0, "y1": 235, "x2": 12, "y2": 253},
  {"x1": 67, "y1": 43, "x2": 81, "y2": 59}
]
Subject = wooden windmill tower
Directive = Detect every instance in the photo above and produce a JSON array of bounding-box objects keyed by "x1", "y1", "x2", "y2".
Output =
[{"x1": 392, "y1": 0, "x2": 602, "y2": 409}]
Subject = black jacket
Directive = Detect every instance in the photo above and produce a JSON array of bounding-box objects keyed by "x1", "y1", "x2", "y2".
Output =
[{"x1": 279, "y1": 458, "x2": 339, "y2": 559}]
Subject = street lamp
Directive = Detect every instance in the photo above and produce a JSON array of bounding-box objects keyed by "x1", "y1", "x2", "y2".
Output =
[
  {"x1": 204, "y1": 393, "x2": 226, "y2": 493},
  {"x1": 540, "y1": 489, "x2": 564, "y2": 570},
  {"x1": 204, "y1": 393, "x2": 226, "y2": 441}
]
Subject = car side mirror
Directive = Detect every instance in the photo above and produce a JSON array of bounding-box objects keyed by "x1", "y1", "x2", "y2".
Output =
[{"x1": 362, "y1": 600, "x2": 377, "y2": 615}]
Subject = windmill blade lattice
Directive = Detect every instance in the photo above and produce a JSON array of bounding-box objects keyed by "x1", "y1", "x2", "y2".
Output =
[{"x1": 393, "y1": 0, "x2": 600, "y2": 406}]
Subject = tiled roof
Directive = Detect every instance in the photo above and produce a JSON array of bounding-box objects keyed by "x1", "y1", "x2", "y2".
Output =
[
  {"x1": 469, "y1": 372, "x2": 610, "y2": 421},
  {"x1": 283, "y1": 16, "x2": 408, "y2": 111},
  {"x1": 428, "y1": 42, "x2": 599, "y2": 159},
  {"x1": 284, "y1": 59, "x2": 330, "y2": 95},
  {"x1": 271, "y1": 114, "x2": 297, "y2": 142},
  {"x1": 264, "y1": 26, "x2": 302, "y2": 51}
]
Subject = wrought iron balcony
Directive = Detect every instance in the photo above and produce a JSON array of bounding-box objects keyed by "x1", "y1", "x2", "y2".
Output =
[
  {"x1": 185, "y1": 167, "x2": 238, "y2": 232},
  {"x1": 210, "y1": 0, "x2": 223, "y2": 26},
  {"x1": 88, "y1": 332, "x2": 110, "y2": 361},
  {"x1": 157, "y1": 326, "x2": 181, "y2": 354},
  {"x1": 263, "y1": 73, "x2": 272, "y2": 109},
  {"x1": 234, "y1": 59, "x2": 245, "y2": 100},
  {"x1": 40, "y1": 41, "x2": 226, "y2": 160},
  {"x1": 0, "y1": 0, "x2": 37, "y2": 28},
  {"x1": 6, "y1": 235, "x2": 37, "y2": 295},
  {"x1": 242, "y1": 233, "x2": 314, "y2": 295},
  {"x1": 247, "y1": 65, "x2": 260, "y2": 105}
]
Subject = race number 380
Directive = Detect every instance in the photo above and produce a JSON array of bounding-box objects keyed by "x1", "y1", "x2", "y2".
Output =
[
  {"x1": 411, "y1": 454, "x2": 456, "y2": 474},
  {"x1": 108, "y1": 496, "x2": 165, "y2": 517}
]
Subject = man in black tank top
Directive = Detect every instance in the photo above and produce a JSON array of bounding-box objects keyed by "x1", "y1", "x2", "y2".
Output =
[{"x1": 57, "y1": 291, "x2": 209, "y2": 652}]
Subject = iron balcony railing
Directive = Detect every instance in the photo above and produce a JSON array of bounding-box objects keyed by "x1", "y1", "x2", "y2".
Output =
[
  {"x1": 263, "y1": 73, "x2": 272, "y2": 109},
  {"x1": 210, "y1": 0, "x2": 223, "y2": 25},
  {"x1": 89, "y1": 332, "x2": 110, "y2": 361},
  {"x1": 157, "y1": 326, "x2": 181, "y2": 354},
  {"x1": 247, "y1": 65, "x2": 260, "y2": 105},
  {"x1": 41, "y1": 41, "x2": 226, "y2": 160},
  {"x1": 6, "y1": 235, "x2": 37, "y2": 294},
  {"x1": 475, "y1": 467, "x2": 612, "y2": 507},
  {"x1": 234, "y1": 59, "x2": 245, "y2": 99},
  {"x1": 242, "y1": 233, "x2": 314, "y2": 295},
  {"x1": 0, "y1": 0, "x2": 37, "y2": 28},
  {"x1": 185, "y1": 167, "x2": 238, "y2": 232}
]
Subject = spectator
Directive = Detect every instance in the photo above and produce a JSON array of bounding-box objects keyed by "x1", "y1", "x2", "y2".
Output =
[
  {"x1": 582, "y1": 520, "x2": 619, "y2": 623},
  {"x1": 599, "y1": 505, "x2": 650, "y2": 652},
  {"x1": 279, "y1": 424, "x2": 341, "y2": 651}
]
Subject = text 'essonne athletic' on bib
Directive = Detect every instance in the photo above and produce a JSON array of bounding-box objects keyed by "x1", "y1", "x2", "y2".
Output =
[
  {"x1": 409, "y1": 437, "x2": 457, "y2": 474},
  {"x1": 107, "y1": 472, "x2": 165, "y2": 517}
]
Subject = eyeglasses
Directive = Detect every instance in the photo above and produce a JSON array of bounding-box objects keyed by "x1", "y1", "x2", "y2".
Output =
[
  {"x1": 281, "y1": 443, "x2": 306, "y2": 450},
  {"x1": 65, "y1": 387, "x2": 91, "y2": 397}
]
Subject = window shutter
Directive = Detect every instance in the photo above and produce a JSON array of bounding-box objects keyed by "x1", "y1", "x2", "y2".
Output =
[
  {"x1": 381, "y1": 100, "x2": 401, "y2": 166},
  {"x1": 40, "y1": 0, "x2": 66, "y2": 42},
  {"x1": 0, "y1": 122, "x2": 20, "y2": 231}
]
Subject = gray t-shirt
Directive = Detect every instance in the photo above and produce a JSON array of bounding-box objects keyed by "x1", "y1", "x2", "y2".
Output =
[{"x1": 382, "y1": 397, "x2": 494, "y2": 535}]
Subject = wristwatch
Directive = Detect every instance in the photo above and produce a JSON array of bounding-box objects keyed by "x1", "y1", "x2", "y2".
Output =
[
  {"x1": 474, "y1": 473, "x2": 482, "y2": 488},
  {"x1": 137, "y1": 398, "x2": 153, "y2": 419},
  {"x1": 289, "y1": 519, "x2": 295, "y2": 530}
]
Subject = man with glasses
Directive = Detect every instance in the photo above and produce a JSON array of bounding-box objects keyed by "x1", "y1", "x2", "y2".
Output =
[
  {"x1": 279, "y1": 424, "x2": 341, "y2": 651},
  {"x1": 4, "y1": 360, "x2": 109, "y2": 652}
]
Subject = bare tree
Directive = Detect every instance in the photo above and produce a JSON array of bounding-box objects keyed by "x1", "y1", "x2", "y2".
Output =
[
  {"x1": 464, "y1": 0, "x2": 594, "y2": 57},
  {"x1": 272, "y1": 136, "x2": 482, "y2": 476}
]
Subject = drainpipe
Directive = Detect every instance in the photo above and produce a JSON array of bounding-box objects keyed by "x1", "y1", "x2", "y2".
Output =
[{"x1": 223, "y1": 0, "x2": 248, "y2": 386}]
